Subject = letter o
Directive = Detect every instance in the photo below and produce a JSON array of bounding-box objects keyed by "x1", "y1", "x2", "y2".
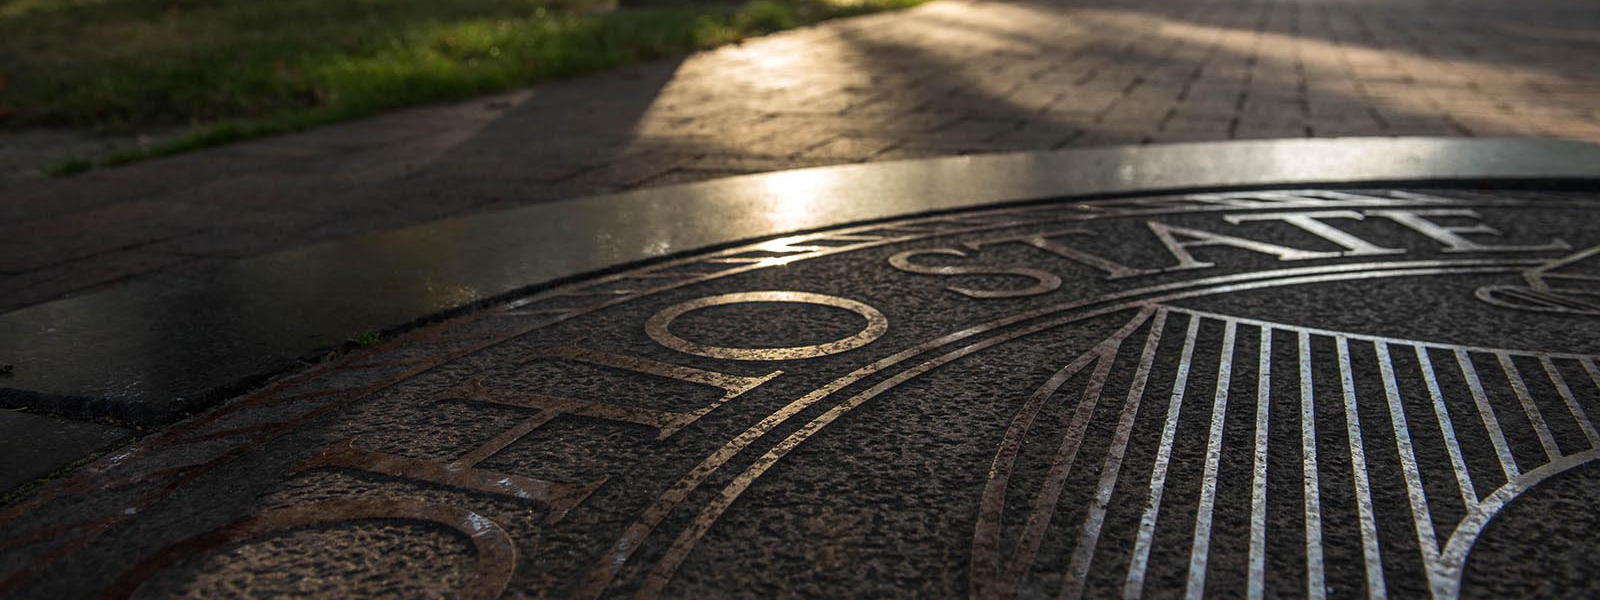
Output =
[{"x1": 646, "y1": 291, "x2": 887, "y2": 361}]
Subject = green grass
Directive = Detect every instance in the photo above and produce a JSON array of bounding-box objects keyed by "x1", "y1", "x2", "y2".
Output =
[
  {"x1": 41, "y1": 155, "x2": 93, "y2": 176},
  {"x1": 347, "y1": 331, "x2": 381, "y2": 347},
  {"x1": 0, "y1": 0, "x2": 924, "y2": 173}
]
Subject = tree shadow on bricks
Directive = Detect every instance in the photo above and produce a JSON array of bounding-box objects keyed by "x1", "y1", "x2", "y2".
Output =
[{"x1": 817, "y1": 0, "x2": 1600, "y2": 157}]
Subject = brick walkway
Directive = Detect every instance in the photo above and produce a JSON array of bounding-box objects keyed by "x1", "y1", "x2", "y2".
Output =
[{"x1": 3, "y1": 0, "x2": 1598, "y2": 314}]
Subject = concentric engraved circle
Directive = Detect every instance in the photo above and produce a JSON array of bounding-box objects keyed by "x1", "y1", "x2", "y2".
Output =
[{"x1": 6, "y1": 186, "x2": 1600, "y2": 600}]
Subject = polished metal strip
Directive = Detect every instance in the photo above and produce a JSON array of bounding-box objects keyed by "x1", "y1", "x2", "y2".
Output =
[
  {"x1": 1417, "y1": 345, "x2": 1478, "y2": 506},
  {"x1": 970, "y1": 308, "x2": 1156, "y2": 599},
  {"x1": 1496, "y1": 353, "x2": 1560, "y2": 460},
  {"x1": 1056, "y1": 309, "x2": 1169, "y2": 600},
  {"x1": 1337, "y1": 337, "x2": 1387, "y2": 599},
  {"x1": 1005, "y1": 333, "x2": 1124, "y2": 591},
  {"x1": 1377, "y1": 342, "x2": 1448, "y2": 598},
  {"x1": 1122, "y1": 314, "x2": 1202, "y2": 600},
  {"x1": 1540, "y1": 357, "x2": 1600, "y2": 448},
  {"x1": 626, "y1": 264, "x2": 1533, "y2": 598},
  {"x1": 1455, "y1": 350, "x2": 1520, "y2": 480},
  {"x1": 1300, "y1": 331, "x2": 1326, "y2": 600},
  {"x1": 1164, "y1": 305, "x2": 1596, "y2": 361},
  {"x1": 1582, "y1": 358, "x2": 1600, "y2": 395},
  {"x1": 1186, "y1": 320, "x2": 1238, "y2": 599},
  {"x1": 1247, "y1": 327, "x2": 1272, "y2": 600},
  {"x1": 1017, "y1": 346, "x2": 1121, "y2": 592},
  {"x1": 1439, "y1": 449, "x2": 1600, "y2": 591}
]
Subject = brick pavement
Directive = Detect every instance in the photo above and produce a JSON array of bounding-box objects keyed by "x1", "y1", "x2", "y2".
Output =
[{"x1": 3, "y1": 0, "x2": 1598, "y2": 314}]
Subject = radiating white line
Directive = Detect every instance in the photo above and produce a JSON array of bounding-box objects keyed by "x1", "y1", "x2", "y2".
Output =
[
  {"x1": 1417, "y1": 345, "x2": 1478, "y2": 507},
  {"x1": 1455, "y1": 350, "x2": 1520, "y2": 480},
  {"x1": 614, "y1": 261, "x2": 1550, "y2": 600},
  {"x1": 1248, "y1": 327, "x2": 1272, "y2": 600},
  {"x1": 1300, "y1": 331, "x2": 1326, "y2": 600},
  {"x1": 1186, "y1": 320, "x2": 1237, "y2": 600},
  {"x1": 1541, "y1": 357, "x2": 1600, "y2": 449},
  {"x1": 1498, "y1": 353, "x2": 1560, "y2": 460},
  {"x1": 1491, "y1": 355, "x2": 1555, "y2": 464},
  {"x1": 1057, "y1": 309, "x2": 1168, "y2": 600},
  {"x1": 1378, "y1": 342, "x2": 1451, "y2": 598},
  {"x1": 1124, "y1": 315, "x2": 1202, "y2": 600},
  {"x1": 1161, "y1": 305, "x2": 1595, "y2": 361},
  {"x1": 1582, "y1": 358, "x2": 1600, "y2": 395},
  {"x1": 1337, "y1": 337, "x2": 1387, "y2": 599},
  {"x1": 1000, "y1": 339, "x2": 1119, "y2": 591}
]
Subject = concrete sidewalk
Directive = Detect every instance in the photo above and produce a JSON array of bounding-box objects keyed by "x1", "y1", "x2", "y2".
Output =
[{"x1": 3, "y1": 0, "x2": 1598, "y2": 314}]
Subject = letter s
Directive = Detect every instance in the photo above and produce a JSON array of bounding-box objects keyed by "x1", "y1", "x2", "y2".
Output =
[{"x1": 888, "y1": 248, "x2": 1061, "y2": 298}]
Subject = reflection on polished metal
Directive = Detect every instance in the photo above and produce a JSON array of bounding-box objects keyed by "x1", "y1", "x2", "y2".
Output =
[
  {"x1": 3, "y1": 142, "x2": 1600, "y2": 598},
  {"x1": 645, "y1": 291, "x2": 889, "y2": 360},
  {"x1": 5, "y1": 138, "x2": 1600, "y2": 424},
  {"x1": 1476, "y1": 245, "x2": 1600, "y2": 315},
  {"x1": 101, "y1": 499, "x2": 518, "y2": 600},
  {"x1": 966, "y1": 304, "x2": 1600, "y2": 600}
]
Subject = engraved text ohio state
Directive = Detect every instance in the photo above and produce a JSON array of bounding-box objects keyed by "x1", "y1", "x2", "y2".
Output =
[{"x1": 4, "y1": 189, "x2": 1599, "y2": 599}]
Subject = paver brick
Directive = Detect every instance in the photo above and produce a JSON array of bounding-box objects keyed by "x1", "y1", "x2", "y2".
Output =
[
  {"x1": 1150, "y1": 117, "x2": 1235, "y2": 143},
  {"x1": 559, "y1": 151, "x2": 699, "y2": 188},
  {"x1": 790, "y1": 135, "x2": 895, "y2": 161},
  {"x1": 638, "y1": 168, "x2": 754, "y2": 187},
  {"x1": 4, "y1": 0, "x2": 1600, "y2": 312}
]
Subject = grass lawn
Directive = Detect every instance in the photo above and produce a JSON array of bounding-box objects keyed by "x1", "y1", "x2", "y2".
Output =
[{"x1": 0, "y1": 0, "x2": 924, "y2": 174}]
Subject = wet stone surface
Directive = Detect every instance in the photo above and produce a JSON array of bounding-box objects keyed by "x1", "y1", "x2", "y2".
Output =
[
  {"x1": 3, "y1": 187, "x2": 1599, "y2": 598},
  {"x1": 0, "y1": 411, "x2": 131, "y2": 494}
]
